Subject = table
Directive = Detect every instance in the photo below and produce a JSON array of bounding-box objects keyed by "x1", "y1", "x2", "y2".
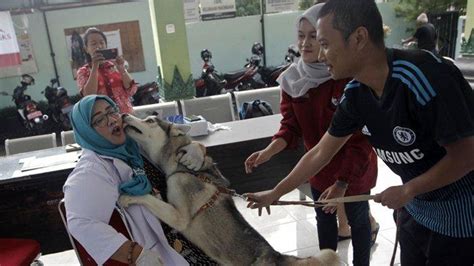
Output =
[{"x1": 0, "y1": 114, "x2": 304, "y2": 254}]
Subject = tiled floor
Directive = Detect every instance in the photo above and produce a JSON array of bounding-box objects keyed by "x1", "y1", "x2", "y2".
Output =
[{"x1": 40, "y1": 158, "x2": 402, "y2": 265}]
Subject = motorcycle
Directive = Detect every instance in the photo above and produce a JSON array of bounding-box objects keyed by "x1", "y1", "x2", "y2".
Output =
[
  {"x1": 1, "y1": 74, "x2": 49, "y2": 134},
  {"x1": 42, "y1": 78, "x2": 73, "y2": 130},
  {"x1": 245, "y1": 42, "x2": 296, "y2": 88},
  {"x1": 195, "y1": 49, "x2": 262, "y2": 97},
  {"x1": 285, "y1": 44, "x2": 301, "y2": 63},
  {"x1": 132, "y1": 81, "x2": 160, "y2": 106}
]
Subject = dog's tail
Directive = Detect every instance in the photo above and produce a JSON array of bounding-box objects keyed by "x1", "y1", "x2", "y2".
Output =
[{"x1": 281, "y1": 249, "x2": 340, "y2": 266}]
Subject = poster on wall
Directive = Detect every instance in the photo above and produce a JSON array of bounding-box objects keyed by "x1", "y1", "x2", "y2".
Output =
[
  {"x1": 65, "y1": 30, "x2": 123, "y2": 79},
  {"x1": 184, "y1": 0, "x2": 200, "y2": 23},
  {"x1": 200, "y1": 0, "x2": 236, "y2": 21},
  {"x1": 0, "y1": 12, "x2": 38, "y2": 78},
  {"x1": 265, "y1": 0, "x2": 299, "y2": 13}
]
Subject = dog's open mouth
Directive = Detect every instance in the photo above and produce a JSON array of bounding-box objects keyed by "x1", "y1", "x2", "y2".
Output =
[{"x1": 124, "y1": 124, "x2": 143, "y2": 134}]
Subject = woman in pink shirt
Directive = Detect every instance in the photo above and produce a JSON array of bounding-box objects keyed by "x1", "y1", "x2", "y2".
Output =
[{"x1": 77, "y1": 27, "x2": 137, "y2": 113}]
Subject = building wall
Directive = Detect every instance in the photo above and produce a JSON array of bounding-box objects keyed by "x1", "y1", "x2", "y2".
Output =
[
  {"x1": 0, "y1": 1, "x2": 158, "y2": 108},
  {"x1": 0, "y1": 1, "x2": 409, "y2": 108},
  {"x1": 465, "y1": 0, "x2": 474, "y2": 38}
]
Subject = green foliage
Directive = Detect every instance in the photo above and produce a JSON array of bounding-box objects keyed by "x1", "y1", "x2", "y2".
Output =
[
  {"x1": 299, "y1": 0, "x2": 314, "y2": 10},
  {"x1": 392, "y1": 0, "x2": 467, "y2": 21},
  {"x1": 236, "y1": 0, "x2": 261, "y2": 16},
  {"x1": 163, "y1": 66, "x2": 195, "y2": 101}
]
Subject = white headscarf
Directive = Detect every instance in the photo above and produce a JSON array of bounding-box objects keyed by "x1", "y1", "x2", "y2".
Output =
[{"x1": 277, "y1": 3, "x2": 332, "y2": 98}]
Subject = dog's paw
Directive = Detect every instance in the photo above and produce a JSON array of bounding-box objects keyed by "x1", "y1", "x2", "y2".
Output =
[{"x1": 118, "y1": 195, "x2": 136, "y2": 208}]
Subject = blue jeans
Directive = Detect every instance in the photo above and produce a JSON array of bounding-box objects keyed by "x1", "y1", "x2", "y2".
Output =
[{"x1": 311, "y1": 188, "x2": 371, "y2": 266}]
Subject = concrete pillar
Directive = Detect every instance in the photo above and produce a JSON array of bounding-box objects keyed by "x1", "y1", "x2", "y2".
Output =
[
  {"x1": 465, "y1": 0, "x2": 474, "y2": 38},
  {"x1": 149, "y1": 0, "x2": 194, "y2": 101}
]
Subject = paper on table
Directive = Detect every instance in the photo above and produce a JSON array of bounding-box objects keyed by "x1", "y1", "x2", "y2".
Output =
[
  {"x1": 21, "y1": 151, "x2": 81, "y2": 172},
  {"x1": 19, "y1": 156, "x2": 36, "y2": 164}
]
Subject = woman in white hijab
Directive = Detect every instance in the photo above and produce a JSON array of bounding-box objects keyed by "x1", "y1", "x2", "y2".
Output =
[{"x1": 244, "y1": 3, "x2": 379, "y2": 265}]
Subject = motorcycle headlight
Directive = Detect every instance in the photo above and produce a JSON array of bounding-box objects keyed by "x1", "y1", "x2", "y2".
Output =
[
  {"x1": 43, "y1": 114, "x2": 49, "y2": 120},
  {"x1": 34, "y1": 117, "x2": 40, "y2": 123}
]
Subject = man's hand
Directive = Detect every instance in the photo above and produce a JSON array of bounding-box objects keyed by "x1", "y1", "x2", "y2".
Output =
[
  {"x1": 244, "y1": 150, "x2": 272, "y2": 173},
  {"x1": 177, "y1": 142, "x2": 205, "y2": 171},
  {"x1": 374, "y1": 185, "x2": 414, "y2": 209},
  {"x1": 318, "y1": 181, "x2": 347, "y2": 214},
  {"x1": 244, "y1": 189, "x2": 279, "y2": 216}
]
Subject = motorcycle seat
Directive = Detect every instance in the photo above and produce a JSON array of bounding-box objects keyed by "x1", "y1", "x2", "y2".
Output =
[{"x1": 224, "y1": 69, "x2": 248, "y2": 80}]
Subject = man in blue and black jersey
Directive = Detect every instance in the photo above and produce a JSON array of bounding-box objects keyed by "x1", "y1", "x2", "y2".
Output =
[{"x1": 245, "y1": 0, "x2": 473, "y2": 265}]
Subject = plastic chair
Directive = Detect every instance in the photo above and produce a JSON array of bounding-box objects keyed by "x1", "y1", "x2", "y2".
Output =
[
  {"x1": 60, "y1": 130, "x2": 76, "y2": 146},
  {"x1": 234, "y1": 87, "x2": 281, "y2": 116},
  {"x1": 5, "y1": 133, "x2": 57, "y2": 156},
  {"x1": 58, "y1": 199, "x2": 132, "y2": 266},
  {"x1": 0, "y1": 238, "x2": 41, "y2": 266},
  {"x1": 132, "y1": 101, "x2": 179, "y2": 119},
  {"x1": 181, "y1": 93, "x2": 235, "y2": 123}
]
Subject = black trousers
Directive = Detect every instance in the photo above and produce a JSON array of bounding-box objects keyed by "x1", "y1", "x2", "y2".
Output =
[
  {"x1": 312, "y1": 188, "x2": 371, "y2": 266},
  {"x1": 397, "y1": 208, "x2": 474, "y2": 266}
]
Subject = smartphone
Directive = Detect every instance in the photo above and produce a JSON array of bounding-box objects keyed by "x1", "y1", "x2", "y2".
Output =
[{"x1": 97, "y1": 48, "x2": 118, "y2": 60}]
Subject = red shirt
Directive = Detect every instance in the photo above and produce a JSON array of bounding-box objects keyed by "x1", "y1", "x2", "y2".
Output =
[
  {"x1": 77, "y1": 61, "x2": 137, "y2": 113},
  {"x1": 273, "y1": 79, "x2": 377, "y2": 195}
]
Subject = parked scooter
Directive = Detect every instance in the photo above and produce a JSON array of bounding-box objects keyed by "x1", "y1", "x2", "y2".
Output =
[
  {"x1": 132, "y1": 81, "x2": 160, "y2": 106},
  {"x1": 1, "y1": 74, "x2": 49, "y2": 134},
  {"x1": 246, "y1": 42, "x2": 294, "y2": 88},
  {"x1": 285, "y1": 44, "x2": 300, "y2": 63},
  {"x1": 42, "y1": 78, "x2": 73, "y2": 130},
  {"x1": 195, "y1": 49, "x2": 262, "y2": 97}
]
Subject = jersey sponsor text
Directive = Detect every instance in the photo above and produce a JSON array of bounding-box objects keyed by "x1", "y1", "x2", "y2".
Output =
[{"x1": 375, "y1": 148, "x2": 424, "y2": 164}]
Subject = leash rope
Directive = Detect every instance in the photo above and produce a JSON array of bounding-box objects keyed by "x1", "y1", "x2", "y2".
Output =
[
  {"x1": 189, "y1": 170, "x2": 401, "y2": 263},
  {"x1": 390, "y1": 208, "x2": 401, "y2": 266}
]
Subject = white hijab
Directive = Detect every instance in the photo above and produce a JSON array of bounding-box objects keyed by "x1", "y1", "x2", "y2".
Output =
[{"x1": 277, "y1": 3, "x2": 332, "y2": 98}]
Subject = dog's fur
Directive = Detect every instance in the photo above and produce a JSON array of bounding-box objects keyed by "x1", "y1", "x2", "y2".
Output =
[{"x1": 119, "y1": 115, "x2": 339, "y2": 266}]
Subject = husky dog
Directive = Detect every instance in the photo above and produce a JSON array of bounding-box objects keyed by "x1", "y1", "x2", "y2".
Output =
[{"x1": 119, "y1": 115, "x2": 339, "y2": 266}]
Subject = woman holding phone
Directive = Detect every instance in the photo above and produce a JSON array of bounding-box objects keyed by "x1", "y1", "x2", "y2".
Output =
[{"x1": 77, "y1": 27, "x2": 137, "y2": 113}]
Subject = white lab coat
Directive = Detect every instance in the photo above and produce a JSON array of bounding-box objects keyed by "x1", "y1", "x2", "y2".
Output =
[{"x1": 63, "y1": 149, "x2": 188, "y2": 265}]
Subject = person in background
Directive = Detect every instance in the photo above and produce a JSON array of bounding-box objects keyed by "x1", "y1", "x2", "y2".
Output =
[
  {"x1": 64, "y1": 95, "x2": 216, "y2": 265},
  {"x1": 244, "y1": 4, "x2": 378, "y2": 265},
  {"x1": 402, "y1": 12, "x2": 438, "y2": 53},
  {"x1": 77, "y1": 27, "x2": 136, "y2": 113},
  {"x1": 247, "y1": 0, "x2": 474, "y2": 265}
]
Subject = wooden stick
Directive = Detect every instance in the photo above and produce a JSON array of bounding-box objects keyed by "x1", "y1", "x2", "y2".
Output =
[{"x1": 318, "y1": 195, "x2": 377, "y2": 204}]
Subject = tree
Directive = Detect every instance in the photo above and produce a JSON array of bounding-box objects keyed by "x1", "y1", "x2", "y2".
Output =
[
  {"x1": 236, "y1": 0, "x2": 261, "y2": 16},
  {"x1": 392, "y1": 0, "x2": 467, "y2": 21},
  {"x1": 299, "y1": 0, "x2": 314, "y2": 10}
]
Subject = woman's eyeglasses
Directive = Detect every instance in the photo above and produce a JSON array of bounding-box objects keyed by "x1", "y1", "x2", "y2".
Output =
[{"x1": 92, "y1": 107, "x2": 120, "y2": 128}]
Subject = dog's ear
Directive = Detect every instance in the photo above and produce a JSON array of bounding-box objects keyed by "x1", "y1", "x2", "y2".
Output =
[{"x1": 171, "y1": 124, "x2": 191, "y2": 136}]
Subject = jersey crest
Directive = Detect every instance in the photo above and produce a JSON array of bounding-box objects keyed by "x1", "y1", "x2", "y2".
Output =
[{"x1": 393, "y1": 126, "x2": 416, "y2": 146}]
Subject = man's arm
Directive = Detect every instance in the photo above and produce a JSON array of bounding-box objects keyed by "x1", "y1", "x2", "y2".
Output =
[
  {"x1": 375, "y1": 136, "x2": 474, "y2": 209},
  {"x1": 246, "y1": 132, "x2": 352, "y2": 209}
]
